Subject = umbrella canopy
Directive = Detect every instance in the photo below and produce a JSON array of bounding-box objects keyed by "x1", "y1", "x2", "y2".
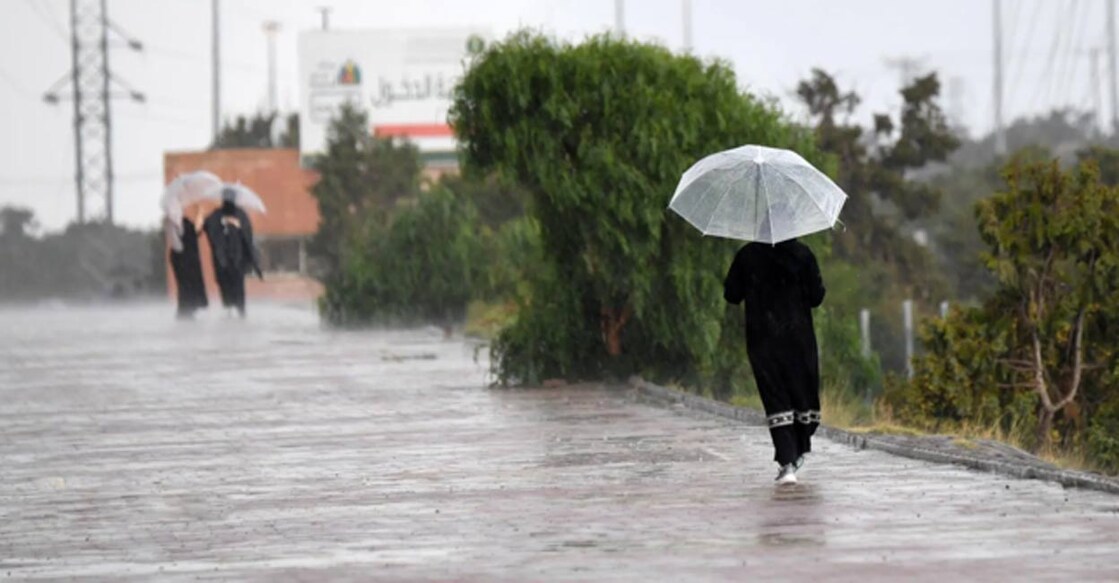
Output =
[
  {"x1": 219, "y1": 183, "x2": 267, "y2": 215},
  {"x1": 668, "y1": 145, "x2": 847, "y2": 244},
  {"x1": 162, "y1": 171, "x2": 223, "y2": 226},
  {"x1": 161, "y1": 173, "x2": 267, "y2": 226}
]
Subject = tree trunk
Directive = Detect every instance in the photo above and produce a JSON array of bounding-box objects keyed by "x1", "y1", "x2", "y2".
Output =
[
  {"x1": 1036, "y1": 407, "x2": 1055, "y2": 453},
  {"x1": 600, "y1": 305, "x2": 632, "y2": 357}
]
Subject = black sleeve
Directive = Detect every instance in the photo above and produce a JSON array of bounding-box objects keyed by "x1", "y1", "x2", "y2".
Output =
[
  {"x1": 203, "y1": 214, "x2": 229, "y2": 269},
  {"x1": 800, "y1": 245, "x2": 825, "y2": 308},
  {"x1": 723, "y1": 250, "x2": 746, "y2": 305},
  {"x1": 239, "y1": 212, "x2": 263, "y2": 277}
]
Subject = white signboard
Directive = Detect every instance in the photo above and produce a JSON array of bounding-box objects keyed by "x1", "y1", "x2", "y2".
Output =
[{"x1": 298, "y1": 28, "x2": 488, "y2": 160}]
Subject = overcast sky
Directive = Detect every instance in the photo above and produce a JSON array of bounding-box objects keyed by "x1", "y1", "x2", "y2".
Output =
[{"x1": 1, "y1": 0, "x2": 1110, "y2": 232}]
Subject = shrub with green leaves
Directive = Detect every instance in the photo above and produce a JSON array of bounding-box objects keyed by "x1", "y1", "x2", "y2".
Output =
[
  {"x1": 451, "y1": 32, "x2": 874, "y2": 390},
  {"x1": 320, "y1": 185, "x2": 484, "y2": 327},
  {"x1": 900, "y1": 159, "x2": 1119, "y2": 456}
]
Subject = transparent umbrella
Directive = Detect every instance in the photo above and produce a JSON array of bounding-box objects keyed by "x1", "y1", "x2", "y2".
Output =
[
  {"x1": 161, "y1": 171, "x2": 223, "y2": 226},
  {"x1": 668, "y1": 145, "x2": 847, "y2": 243},
  {"x1": 219, "y1": 182, "x2": 267, "y2": 215},
  {"x1": 162, "y1": 173, "x2": 268, "y2": 226}
]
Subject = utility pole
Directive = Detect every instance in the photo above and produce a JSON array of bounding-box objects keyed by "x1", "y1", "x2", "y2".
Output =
[
  {"x1": 42, "y1": 0, "x2": 143, "y2": 225},
  {"x1": 263, "y1": 21, "x2": 281, "y2": 113},
  {"x1": 614, "y1": 0, "x2": 624, "y2": 37},
  {"x1": 682, "y1": 0, "x2": 692, "y2": 52},
  {"x1": 212, "y1": 0, "x2": 221, "y2": 144},
  {"x1": 1092, "y1": 48, "x2": 1103, "y2": 133},
  {"x1": 316, "y1": 6, "x2": 332, "y2": 31},
  {"x1": 1109, "y1": 0, "x2": 1118, "y2": 131},
  {"x1": 993, "y1": 0, "x2": 1006, "y2": 156}
]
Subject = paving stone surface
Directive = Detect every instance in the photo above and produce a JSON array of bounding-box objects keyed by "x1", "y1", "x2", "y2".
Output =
[{"x1": 2, "y1": 303, "x2": 1119, "y2": 581}]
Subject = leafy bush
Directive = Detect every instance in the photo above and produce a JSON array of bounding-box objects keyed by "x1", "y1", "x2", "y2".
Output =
[
  {"x1": 320, "y1": 186, "x2": 484, "y2": 327},
  {"x1": 896, "y1": 159, "x2": 1119, "y2": 456},
  {"x1": 451, "y1": 32, "x2": 882, "y2": 392}
]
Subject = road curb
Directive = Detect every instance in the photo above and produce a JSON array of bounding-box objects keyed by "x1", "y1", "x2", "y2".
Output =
[{"x1": 628, "y1": 376, "x2": 1119, "y2": 495}]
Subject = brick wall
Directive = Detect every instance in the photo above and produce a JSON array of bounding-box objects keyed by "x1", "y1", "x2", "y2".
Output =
[{"x1": 163, "y1": 148, "x2": 323, "y2": 304}]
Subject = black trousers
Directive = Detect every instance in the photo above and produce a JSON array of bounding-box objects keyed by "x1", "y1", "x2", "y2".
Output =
[
  {"x1": 215, "y1": 268, "x2": 245, "y2": 314},
  {"x1": 748, "y1": 338, "x2": 821, "y2": 466}
]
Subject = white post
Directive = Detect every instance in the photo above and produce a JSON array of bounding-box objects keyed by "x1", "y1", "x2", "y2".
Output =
[
  {"x1": 298, "y1": 238, "x2": 307, "y2": 275},
  {"x1": 939, "y1": 300, "x2": 949, "y2": 318},
  {"x1": 614, "y1": 0, "x2": 625, "y2": 36},
  {"x1": 903, "y1": 300, "x2": 915, "y2": 379},
  {"x1": 859, "y1": 308, "x2": 871, "y2": 359}
]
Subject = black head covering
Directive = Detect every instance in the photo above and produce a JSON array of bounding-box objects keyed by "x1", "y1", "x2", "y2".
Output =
[{"x1": 220, "y1": 187, "x2": 238, "y2": 215}]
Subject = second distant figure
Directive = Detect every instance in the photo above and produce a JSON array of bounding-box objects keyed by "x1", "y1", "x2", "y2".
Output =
[{"x1": 203, "y1": 188, "x2": 262, "y2": 317}]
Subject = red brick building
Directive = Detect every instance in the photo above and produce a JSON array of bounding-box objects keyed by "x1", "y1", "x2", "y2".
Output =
[{"x1": 163, "y1": 148, "x2": 324, "y2": 303}]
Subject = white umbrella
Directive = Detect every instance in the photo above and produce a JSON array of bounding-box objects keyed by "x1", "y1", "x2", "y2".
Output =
[
  {"x1": 162, "y1": 171, "x2": 223, "y2": 226},
  {"x1": 220, "y1": 182, "x2": 267, "y2": 215},
  {"x1": 162, "y1": 173, "x2": 268, "y2": 226},
  {"x1": 668, "y1": 145, "x2": 847, "y2": 244}
]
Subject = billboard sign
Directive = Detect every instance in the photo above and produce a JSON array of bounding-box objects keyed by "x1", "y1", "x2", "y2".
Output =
[{"x1": 298, "y1": 28, "x2": 488, "y2": 160}]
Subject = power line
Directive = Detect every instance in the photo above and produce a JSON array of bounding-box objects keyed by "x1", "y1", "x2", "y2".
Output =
[
  {"x1": 1004, "y1": 0, "x2": 1022, "y2": 52},
  {"x1": 0, "y1": 172, "x2": 165, "y2": 186},
  {"x1": 142, "y1": 43, "x2": 264, "y2": 73},
  {"x1": 1032, "y1": 0, "x2": 1070, "y2": 111},
  {"x1": 41, "y1": 0, "x2": 145, "y2": 225},
  {"x1": 1059, "y1": 1, "x2": 1092, "y2": 108},
  {"x1": 1053, "y1": 0, "x2": 1085, "y2": 109},
  {"x1": 1009, "y1": 0, "x2": 1044, "y2": 98},
  {"x1": 23, "y1": 0, "x2": 68, "y2": 42},
  {"x1": 115, "y1": 109, "x2": 204, "y2": 128}
]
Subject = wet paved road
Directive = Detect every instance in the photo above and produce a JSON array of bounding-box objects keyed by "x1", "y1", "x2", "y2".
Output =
[{"x1": 2, "y1": 303, "x2": 1118, "y2": 581}]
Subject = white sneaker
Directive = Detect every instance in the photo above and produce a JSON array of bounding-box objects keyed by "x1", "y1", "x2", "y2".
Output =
[
  {"x1": 775, "y1": 464, "x2": 797, "y2": 485},
  {"x1": 794, "y1": 454, "x2": 807, "y2": 472}
]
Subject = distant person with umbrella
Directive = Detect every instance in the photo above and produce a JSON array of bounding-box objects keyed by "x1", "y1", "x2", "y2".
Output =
[
  {"x1": 163, "y1": 172, "x2": 226, "y2": 319},
  {"x1": 669, "y1": 145, "x2": 847, "y2": 485},
  {"x1": 203, "y1": 187, "x2": 263, "y2": 317},
  {"x1": 164, "y1": 203, "x2": 208, "y2": 319}
]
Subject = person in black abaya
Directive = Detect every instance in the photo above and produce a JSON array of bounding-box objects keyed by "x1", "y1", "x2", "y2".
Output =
[
  {"x1": 723, "y1": 238, "x2": 825, "y2": 484},
  {"x1": 203, "y1": 189, "x2": 262, "y2": 317},
  {"x1": 165, "y1": 209, "x2": 208, "y2": 319}
]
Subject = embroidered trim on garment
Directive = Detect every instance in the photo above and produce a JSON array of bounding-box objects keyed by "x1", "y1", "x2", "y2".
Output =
[
  {"x1": 767, "y1": 410, "x2": 795, "y2": 428},
  {"x1": 795, "y1": 410, "x2": 821, "y2": 425}
]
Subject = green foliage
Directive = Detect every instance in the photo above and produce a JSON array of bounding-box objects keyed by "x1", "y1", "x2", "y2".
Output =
[
  {"x1": 478, "y1": 216, "x2": 542, "y2": 302},
  {"x1": 0, "y1": 210, "x2": 162, "y2": 301},
  {"x1": 888, "y1": 304, "x2": 1020, "y2": 428},
  {"x1": 795, "y1": 69, "x2": 958, "y2": 372},
  {"x1": 1078, "y1": 145, "x2": 1119, "y2": 186},
  {"x1": 437, "y1": 173, "x2": 528, "y2": 229},
  {"x1": 308, "y1": 103, "x2": 421, "y2": 279},
  {"x1": 311, "y1": 104, "x2": 538, "y2": 328},
  {"x1": 320, "y1": 185, "x2": 485, "y2": 326},
  {"x1": 952, "y1": 110, "x2": 1098, "y2": 170},
  {"x1": 213, "y1": 112, "x2": 299, "y2": 149},
  {"x1": 815, "y1": 304, "x2": 882, "y2": 399},
  {"x1": 0, "y1": 206, "x2": 36, "y2": 238},
  {"x1": 452, "y1": 32, "x2": 858, "y2": 389},
  {"x1": 1087, "y1": 397, "x2": 1119, "y2": 473},
  {"x1": 926, "y1": 147, "x2": 1054, "y2": 303},
  {"x1": 901, "y1": 158, "x2": 1119, "y2": 457}
]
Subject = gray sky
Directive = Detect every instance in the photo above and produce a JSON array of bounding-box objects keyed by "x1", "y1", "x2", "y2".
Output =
[{"x1": 0, "y1": 0, "x2": 1109, "y2": 232}]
